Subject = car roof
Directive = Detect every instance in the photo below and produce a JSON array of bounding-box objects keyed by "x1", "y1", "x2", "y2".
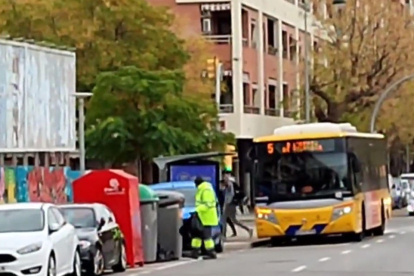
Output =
[
  {"x1": 59, "y1": 203, "x2": 102, "y2": 209},
  {"x1": 0, "y1": 202, "x2": 51, "y2": 210},
  {"x1": 151, "y1": 181, "x2": 196, "y2": 190}
]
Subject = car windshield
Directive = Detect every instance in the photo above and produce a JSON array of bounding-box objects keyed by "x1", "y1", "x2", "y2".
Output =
[
  {"x1": 164, "y1": 188, "x2": 196, "y2": 207},
  {"x1": 0, "y1": 209, "x2": 44, "y2": 233},
  {"x1": 255, "y1": 150, "x2": 351, "y2": 202},
  {"x1": 60, "y1": 207, "x2": 96, "y2": 228}
]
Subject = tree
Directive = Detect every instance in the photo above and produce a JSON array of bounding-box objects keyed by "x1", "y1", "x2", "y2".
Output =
[
  {"x1": 310, "y1": 0, "x2": 414, "y2": 126},
  {"x1": 0, "y1": 0, "x2": 189, "y2": 91},
  {"x1": 85, "y1": 66, "x2": 233, "y2": 180}
]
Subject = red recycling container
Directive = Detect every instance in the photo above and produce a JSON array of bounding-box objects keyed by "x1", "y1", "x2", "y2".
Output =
[{"x1": 72, "y1": 170, "x2": 144, "y2": 267}]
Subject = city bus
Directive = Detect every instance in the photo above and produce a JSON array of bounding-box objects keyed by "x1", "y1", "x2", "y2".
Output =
[{"x1": 252, "y1": 123, "x2": 392, "y2": 243}]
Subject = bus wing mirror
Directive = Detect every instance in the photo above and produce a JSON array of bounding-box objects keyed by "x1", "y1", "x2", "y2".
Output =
[
  {"x1": 246, "y1": 147, "x2": 257, "y2": 160},
  {"x1": 349, "y1": 153, "x2": 361, "y2": 173},
  {"x1": 353, "y1": 160, "x2": 361, "y2": 173}
]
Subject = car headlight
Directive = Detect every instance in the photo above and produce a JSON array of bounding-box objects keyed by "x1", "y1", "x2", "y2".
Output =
[
  {"x1": 331, "y1": 205, "x2": 352, "y2": 221},
  {"x1": 79, "y1": 240, "x2": 91, "y2": 249},
  {"x1": 256, "y1": 208, "x2": 278, "y2": 224},
  {"x1": 17, "y1": 242, "x2": 42, "y2": 255}
]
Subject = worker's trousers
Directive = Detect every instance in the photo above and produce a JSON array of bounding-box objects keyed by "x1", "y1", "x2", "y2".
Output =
[{"x1": 191, "y1": 226, "x2": 215, "y2": 251}]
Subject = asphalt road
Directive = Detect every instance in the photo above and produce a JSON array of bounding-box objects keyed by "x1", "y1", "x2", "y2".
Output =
[{"x1": 123, "y1": 209, "x2": 413, "y2": 276}]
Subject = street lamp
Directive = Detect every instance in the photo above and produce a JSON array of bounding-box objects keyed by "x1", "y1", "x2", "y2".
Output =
[{"x1": 73, "y1": 92, "x2": 93, "y2": 175}]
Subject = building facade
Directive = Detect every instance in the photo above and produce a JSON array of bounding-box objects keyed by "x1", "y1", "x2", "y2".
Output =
[
  {"x1": 150, "y1": 0, "x2": 314, "y2": 138},
  {"x1": 148, "y1": 0, "x2": 314, "y2": 200}
]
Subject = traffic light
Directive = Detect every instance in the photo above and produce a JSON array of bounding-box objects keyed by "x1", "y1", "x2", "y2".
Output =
[
  {"x1": 224, "y1": 144, "x2": 236, "y2": 172},
  {"x1": 206, "y1": 57, "x2": 219, "y2": 79}
]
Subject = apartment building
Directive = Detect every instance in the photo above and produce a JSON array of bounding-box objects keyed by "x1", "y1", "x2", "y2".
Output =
[
  {"x1": 149, "y1": 0, "x2": 313, "y2": 135},
  {"x1": 147, "y1": 0, "x2": 314, "y2": 199}
]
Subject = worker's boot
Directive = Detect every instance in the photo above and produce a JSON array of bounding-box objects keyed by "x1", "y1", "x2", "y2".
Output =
[
  {"x1": 203, "y1": 250, "x2": 217, "y2": 260},
  {"x1": 191, "y1": 249, "x2": 200, "y2": 259}
]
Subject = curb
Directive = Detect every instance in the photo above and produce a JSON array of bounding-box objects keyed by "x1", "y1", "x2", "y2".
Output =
[{"x1": 251, "y1": 239, "x2": 269, "y2": 248}]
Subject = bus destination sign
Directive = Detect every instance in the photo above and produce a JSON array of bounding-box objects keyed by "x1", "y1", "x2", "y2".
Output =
[{"x1": 266, "y1": 139, "x2": 336, "y2": 154}]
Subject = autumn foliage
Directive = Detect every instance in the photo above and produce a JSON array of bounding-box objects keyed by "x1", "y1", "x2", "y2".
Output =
[{"x1": 310, "y1": 0, "x2": 414, "y2": 132}]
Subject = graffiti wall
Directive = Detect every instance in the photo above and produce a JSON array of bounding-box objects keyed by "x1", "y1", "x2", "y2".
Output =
[{"x1": 0, "y1": 166, "x2": 80, "y2": 204}]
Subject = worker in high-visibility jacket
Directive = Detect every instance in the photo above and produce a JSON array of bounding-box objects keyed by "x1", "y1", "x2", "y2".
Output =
[{"x1": 191, "y1": 176, "x2": 219, "y2": 259}]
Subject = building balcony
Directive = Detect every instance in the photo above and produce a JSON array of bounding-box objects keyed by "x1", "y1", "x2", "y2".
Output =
[{"x1": 219, "y1": 111, "x2": 294, "y2": 138}]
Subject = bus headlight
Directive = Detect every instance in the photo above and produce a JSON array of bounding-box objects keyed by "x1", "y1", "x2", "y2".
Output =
[
  {"x1": 331, "y1": 205, "x2": 352, "y2": 221},
  {"x1": 256, "y1": 209, "x2": 278, "y2": 224}
]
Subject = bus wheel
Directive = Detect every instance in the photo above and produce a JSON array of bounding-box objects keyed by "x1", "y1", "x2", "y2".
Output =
[{"x1": 373, "y1": 203, "x2": 385, "y2": 236}]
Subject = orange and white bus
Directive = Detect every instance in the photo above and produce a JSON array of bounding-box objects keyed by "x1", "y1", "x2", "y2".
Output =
[{"x1": 252, "y1": 123, "x2": 391, "y2": 243}]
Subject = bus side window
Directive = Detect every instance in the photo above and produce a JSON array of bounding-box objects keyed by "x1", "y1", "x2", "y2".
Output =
[{"x1": 349, "y1": 154, "x2": 362, "y2": 193}]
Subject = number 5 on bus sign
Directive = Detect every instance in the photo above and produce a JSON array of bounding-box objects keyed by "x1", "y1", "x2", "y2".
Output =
[{"x1": 267, "y1": 143, "x2": 274, "y2": 154}]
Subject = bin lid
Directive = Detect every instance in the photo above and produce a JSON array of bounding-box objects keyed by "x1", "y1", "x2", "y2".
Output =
[
  {"x1": 153, "y1": 190, "x2": 185, "y2": 208},
  {"x1": 139, "y1": 184, "x2": 159, "y2": 203}
]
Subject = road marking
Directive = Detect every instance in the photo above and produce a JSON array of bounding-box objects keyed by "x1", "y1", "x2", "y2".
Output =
[
  {"x1": 292, "y1": 266, "x2": 307, "y2": 272},
  {"x1": 389, "y1": 235, "x2": 395, "y2": 239},
  {"x1": 361, "y1": 244, "x2": 370, "y2": 249},
  {"x1": 341, "y1": 250, "x2": 352, "y2": 254},
  {"x1": 319, "y1": 257, "x2": 330, "y2": 262},
  {"x1": 376, "y1": 239, "x2": 384, "y2": 243},
  {"x1": 151, "y1": 260, "x2": 199, "y2": 271}
]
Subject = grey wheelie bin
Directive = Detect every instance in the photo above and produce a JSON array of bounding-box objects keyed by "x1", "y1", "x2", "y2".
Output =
[
  {"x1": 139, "y1": 184, "x2": 159, "y2": 263},
  {"x1": 154, "y1": 190, "x2": 185, "y2": 261}
]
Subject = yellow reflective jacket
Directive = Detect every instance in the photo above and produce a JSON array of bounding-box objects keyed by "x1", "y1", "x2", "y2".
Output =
[{"x1": 195, "y1": 182, "x2": 219, "y2": 226}]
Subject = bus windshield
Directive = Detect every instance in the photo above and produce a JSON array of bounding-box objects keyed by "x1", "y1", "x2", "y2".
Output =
[{"x1": 254, "y1": 141, "x2": 352, "y2": 202}]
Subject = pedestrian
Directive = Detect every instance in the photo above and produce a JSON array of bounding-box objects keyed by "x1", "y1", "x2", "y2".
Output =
[
  {"x1": 219, "y1": 179, "x2": 237, "y2": 237},
  {"x1": 190, "y1": 176, "x2": 219, "y2": 259},
  {"x1": 221, "y1": 170, "x2": 253, "y2": 238}
]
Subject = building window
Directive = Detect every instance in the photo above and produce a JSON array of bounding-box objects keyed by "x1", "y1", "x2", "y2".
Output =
[
  {"x1": 251, "y1": 19, "x2": 257, "y2": 48},
  {"x1": 243, "y1": 83, "x2": 250, "y2": 106},
  {"x1": 268, "y1": 84, "x2": 276, "y2": 109},
  {"x1": 289, "y1": 35, "x2": 297, "y2": 61},
  {"x1": 265, "y1": 82, "x2": 278, "y2": 116},
  {"x1": 267, "y1": 18, "x2": 277, "y2": 55},
  {"x1": 283, "y1": 83, "x2": 290, "y2": 115},
  {"x1": 282, "y1": 30, "x2": 288, "y2": 59}
]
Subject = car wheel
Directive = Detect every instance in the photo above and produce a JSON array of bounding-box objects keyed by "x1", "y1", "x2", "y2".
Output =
[
  {"x1": 112, "y1": 243, "x2": 127, "y2": 272},
  {"x1": 88, "y1": 248, "x2": 104, "y2": 276},
  {"x1": 47, "y1": 255, "x2": 56, "y2": 276},
  {"x1": 69, "y1": 251, "x2": 81, "y2": 276}
]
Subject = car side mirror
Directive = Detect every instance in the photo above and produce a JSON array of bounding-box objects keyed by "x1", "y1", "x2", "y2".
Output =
[
  {"x1": 97, "y1": 218, "x2": 105, "y2": 231},
  {"x1": 49, "y1": 223, "x2": 60, "y2": 234}
]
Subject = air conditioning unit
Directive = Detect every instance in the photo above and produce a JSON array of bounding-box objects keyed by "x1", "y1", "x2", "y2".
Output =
[{"x1": 201, "y1": 18, "x2": 212, "y2": 34}]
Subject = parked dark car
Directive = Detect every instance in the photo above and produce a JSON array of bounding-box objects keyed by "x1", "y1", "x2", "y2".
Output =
[{"x1": 59, "y1": 203, "x2": 127, "y2": 276}]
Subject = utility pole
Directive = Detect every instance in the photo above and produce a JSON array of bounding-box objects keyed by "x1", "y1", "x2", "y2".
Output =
[
  {"x1": 73, "y1": 92, "x2": 93, "y2": 175},
  {"x1": 304, "y1": 2, "x2": 311, "y2": 123},
  {"x1": 215, "y1": 60, "x2": 223, "y2": 130},
  {"x1": 215, "y1": 61, "x2": 222, "y2": 111}
]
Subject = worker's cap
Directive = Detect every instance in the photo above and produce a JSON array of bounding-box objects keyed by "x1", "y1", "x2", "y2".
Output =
[
  {"x1": 194, "y1": 176, "x2": 204, "y2": 185},
  {"x1": 222, "y1": 168, "x2": 232, "y2": 174}
]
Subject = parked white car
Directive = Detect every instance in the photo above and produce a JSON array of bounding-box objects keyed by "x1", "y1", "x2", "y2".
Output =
[{"x1": 0, "y1": 203, "x2": 81, "y2": 276}]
